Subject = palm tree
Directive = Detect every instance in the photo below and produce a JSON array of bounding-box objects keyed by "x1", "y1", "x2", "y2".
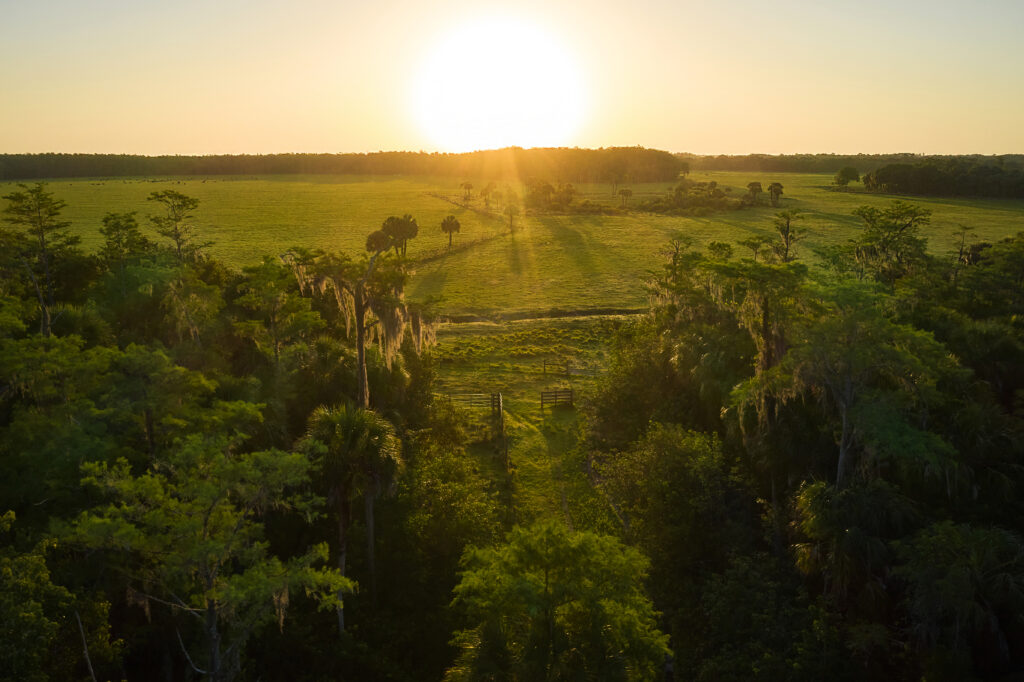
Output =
[
  {"x1": 301, "y1": 404, "x2": 402, "y2": 632},
  {"x1": 441, "y1": 215, "x2": 461, "y2": 249},
  {"x1": 746, "y1": 181, "x2": 763, "y2": 204},
  {"x1": 481, "y1": 182, "x2": 497, "y2": 209}
]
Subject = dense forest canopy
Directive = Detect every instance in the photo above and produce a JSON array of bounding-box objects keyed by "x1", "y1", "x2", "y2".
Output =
[
  {"x1": 862, "y1": 159, "x2": 1024, "y2": 198},
  {"x1": 680, "y1": 152, "x2": 1024, "y2": 174},
  {"x1": 0, "y1": 147, "x2": 684, "y2": 184},
  {"x1": 2, "y1": 178, "x2": 1024, "y2": 681}
]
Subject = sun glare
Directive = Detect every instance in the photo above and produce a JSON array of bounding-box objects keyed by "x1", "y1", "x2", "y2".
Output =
[{"x1": 411, "y1": 17, "x2": 588, "y2": 152}]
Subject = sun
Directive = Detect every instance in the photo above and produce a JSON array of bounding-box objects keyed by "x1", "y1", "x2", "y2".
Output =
[{"x1": 411, "y1": 17, "x2": 588, "y2": 152}]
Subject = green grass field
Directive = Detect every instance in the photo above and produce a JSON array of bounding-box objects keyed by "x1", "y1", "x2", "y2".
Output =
[
  {"x1": 433, "y1": 316, "x2": 618, "y2": 525},
  {"x1": 5, "y1": 172, "x2": 1023, "y2": 317},
  {"x1": 7, "y1": 171, "x2": 1023, "y2": 519}
]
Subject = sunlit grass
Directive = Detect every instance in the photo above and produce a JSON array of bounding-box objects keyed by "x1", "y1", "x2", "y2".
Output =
[{"x1": 12, "y1": 172, "x2": 1022, "y2": 318}]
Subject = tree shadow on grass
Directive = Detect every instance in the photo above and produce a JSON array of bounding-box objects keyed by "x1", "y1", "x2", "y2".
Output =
[
  {"x1": 408, "y1": 267, "x2": 447, "y2": 302},
  {"x1": 535, "y1": 216, "x2": 598, "y2": 273}
]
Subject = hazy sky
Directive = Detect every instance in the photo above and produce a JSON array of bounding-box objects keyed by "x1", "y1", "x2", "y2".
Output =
[{"x1": 2, "y1": 0, "x2": 1023, "y2": 155}]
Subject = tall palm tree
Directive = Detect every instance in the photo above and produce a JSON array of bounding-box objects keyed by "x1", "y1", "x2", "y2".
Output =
[
  {"x1": 441, "y1": 215, "x2": 461, "y2": 249},
  {"x1": 301, "y1": 404, "x2": 402, "y2": 633}
]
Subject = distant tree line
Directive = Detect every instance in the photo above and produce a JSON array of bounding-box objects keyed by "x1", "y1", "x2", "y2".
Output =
[
  {"x1": 681, "y1": 152, "x2": 1024, "y2": 174},
  {"x1": 0, "y1": 147, "x2": 684, "y2": 184},
  {"x1": 863, "y1": 158, "x2": 1024, "y2": 198}
]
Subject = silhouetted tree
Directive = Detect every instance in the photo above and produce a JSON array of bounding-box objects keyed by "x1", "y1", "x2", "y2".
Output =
[
  {"x1": 441, "y1": 215, "x2": 460, "y2": 249},
  {"x1": 747, "y1": 181, "x2": 763, "y2": 204}
]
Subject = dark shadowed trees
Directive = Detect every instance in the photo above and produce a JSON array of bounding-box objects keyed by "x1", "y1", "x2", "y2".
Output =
[
  {"x1": 834, "y1": 166, "x2": 860, "y2": 186},
  {"x1": 380, "y1": 214, "x2": 419, "y2": 257},
  {"x1": 300, "y1": 404, "x2": 400, "y2": 631},
  {"x1": 74, "y1": 431, "x2": 348, "y2": 682},
  {"x1": 746, "y1": 181, "x2": 763, "y2": 204}
]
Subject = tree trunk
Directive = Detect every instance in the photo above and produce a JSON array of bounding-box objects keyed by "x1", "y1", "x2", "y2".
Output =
[
  {"x1": 365, "y1": 485, "x2": 378, "y2": 609},
  {"x1": 770, "y1": 474, "x2": 784, "y2": 557},
  {"x1": 336, "y1": 496, "x2": 350, "y2": 634},
  {"x1": 759, "y1": 295, "x2": 773, "y2": 373},
  {"x1": 354, "y1": 288, "x2": 370, "y2": 409},
  {"x1": 448, "y1": 231, "x2": 453, "y2": 249},
  {"x1": 206, "y1": 601, "x2": 221, "y2": 682},
  {"x1": 836, "y1": 406, "x2": 852, "y2": 488},
  {"x1": 19, "y1": 256, "x2": 50, "y2": 337}
]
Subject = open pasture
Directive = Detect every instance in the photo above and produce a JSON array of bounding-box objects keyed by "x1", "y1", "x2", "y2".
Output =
[{"x1": 4, "y1": 172, "x2": 1023, "y2": 316}]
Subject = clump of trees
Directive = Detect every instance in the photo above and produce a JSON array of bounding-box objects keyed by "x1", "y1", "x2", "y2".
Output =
[
  {"x1": 864, "y1": 159, "x2": 1024, "y2": 197},
  {"x1": 636, "y1": 178, "x2": 740, "y2": 215},
  {"x1": 834, "y1": 166, "x2": 860, "y2": 186},
  {"x1": 583, "y1": 199, "x2": 1024, "y2": 680},
  {"x1": 680, "y1": 152, "x2": 1024, "y2": 174},
  {"x1": 0, "y1": 184, "x2": 506, "y2": 681}
]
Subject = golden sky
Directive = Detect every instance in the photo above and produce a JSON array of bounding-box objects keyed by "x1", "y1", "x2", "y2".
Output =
[{"x1": 2, "y1": 0, "x2": 1022, "y2": 155}]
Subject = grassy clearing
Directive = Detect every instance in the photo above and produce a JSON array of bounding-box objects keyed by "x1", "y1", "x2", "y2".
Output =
[
  {"x1": 6, "y1": 172, "x2": 1022, "y2": 317},
  {"x1": 433, "y1": 316, "x2": 622, "y2": 522}
]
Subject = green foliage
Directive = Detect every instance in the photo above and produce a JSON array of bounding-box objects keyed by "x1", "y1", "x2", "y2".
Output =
[
  {"x1": 691, "y1": 555, "x2": 850, "y2": 682},
  {"x1": 234, "y1": 256, "x2": 323, "y2": 367},
  {"x1": 73, "y1": 433, "x2": 349, "y2": 681},
  {"x1": 98, "y1": 210, "x2": 154, "y2": 267},
  {"x1": 404, "y1": 444, "x2": 501, "y2": 568},
  {"x1": 447, "y1": 520, "x2": 670, "y2": 681},
  {"x1": 827, "y1": 201, "x2": 932, "y2": 285},
  {"x1": 834, "y1": 166, "x2": 860, "y2": 186},
  {"x1": 148, "y1": 189, "x2": 207, "y2": 262},
  {"x1": 1, "y1": 182, "x2": 83, "y2": 336},
  {"x1": 895, "y1": 522, "x2": 1024, "y2": 669},
  {"x1": 1, "y1": 513, "x2": 120, "y2": 681}
]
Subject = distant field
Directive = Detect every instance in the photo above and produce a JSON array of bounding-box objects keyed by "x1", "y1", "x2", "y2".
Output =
[{"x1": 4, "y1": 172, "x2": 1023, "y2": 316}]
